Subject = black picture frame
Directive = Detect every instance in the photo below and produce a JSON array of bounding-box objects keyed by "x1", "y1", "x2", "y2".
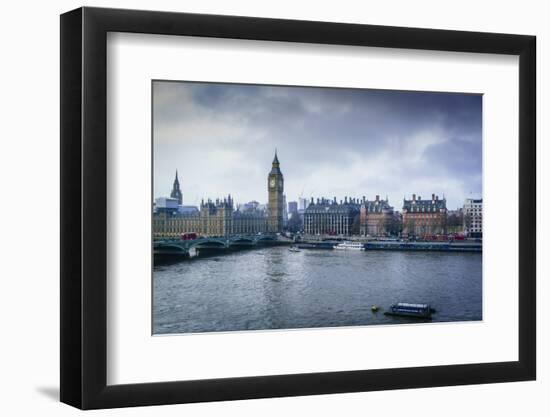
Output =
[{"x1": 60, "y1": 6, "x2": 536, "y2": 410}]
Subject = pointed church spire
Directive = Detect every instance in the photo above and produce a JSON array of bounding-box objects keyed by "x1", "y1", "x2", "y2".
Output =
[{"x1": 170, "y1": 169, "x2": 182, "y2": 205}]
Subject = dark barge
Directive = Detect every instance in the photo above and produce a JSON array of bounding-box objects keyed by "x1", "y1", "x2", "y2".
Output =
[{"x1": 384, "y1": 302, "x2": 435, "y2": 318}]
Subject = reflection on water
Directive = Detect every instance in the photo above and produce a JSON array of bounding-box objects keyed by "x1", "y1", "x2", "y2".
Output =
[{"x1": 153, "y1": 246, "x2": 482, "y2": 334}]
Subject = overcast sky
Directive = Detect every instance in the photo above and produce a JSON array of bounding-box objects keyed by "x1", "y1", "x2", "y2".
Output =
[{"x1": 153, "y1": 81, "x2": 482, "y2": 211}]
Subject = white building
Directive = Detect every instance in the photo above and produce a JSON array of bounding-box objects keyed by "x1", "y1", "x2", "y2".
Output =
[
  {"x1": 463, "y1": 198, "x2": 483, "y2": 237},
  {"x1": 154, "y1": 197, "x2": 198, "y2": 215},
  {"x1": 155, "y1": 197, "x2": 179, "y2": 210}
]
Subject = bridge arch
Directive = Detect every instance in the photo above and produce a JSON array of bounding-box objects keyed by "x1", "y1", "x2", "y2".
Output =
[
  {"x1": 255, "y1": 235, "x2": 276, "y2": 243},
  {"x1": 189, "y1": 239, "x2": 227, "y2": 249},
  {"x1": 228, "y1": 236, "x2": 255, "y2": 248},
  {"x1": 154, "y1": 243, "x2": 188, "y2": 252}
]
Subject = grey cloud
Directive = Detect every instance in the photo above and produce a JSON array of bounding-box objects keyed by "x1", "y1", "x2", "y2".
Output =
[{"x1": 153, "y1": 81, "x2": 482, "y2": 210}]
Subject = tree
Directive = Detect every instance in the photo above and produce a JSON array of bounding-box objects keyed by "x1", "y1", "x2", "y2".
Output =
[
  {"x1": 447, "y1": 213, "x2": 462, "y2": 227},
  {"x1": 287, "y1": 212, "x2": 303, "y2": 233},
  {"x1": 447, "y1": 211, "x2": 463, "y2": 234},
  {"x1": 387, "y1": 215, "x2": 402, "y2": 236},
  {"x1": 405, "y1": 218, "x2": 416, "y2": 237},
  {"x1": 377, "y1": 218, "x2": 385, "y2": 236}
]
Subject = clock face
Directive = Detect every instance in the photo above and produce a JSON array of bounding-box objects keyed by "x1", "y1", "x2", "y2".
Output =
[{"x1": 269, "y1": 179, "x2": 276, "y2": 188}]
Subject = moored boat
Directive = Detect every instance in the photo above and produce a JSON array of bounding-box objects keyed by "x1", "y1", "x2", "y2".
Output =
[{"x1": 334, "y1": 242, "x2": 365, "y2": 250}]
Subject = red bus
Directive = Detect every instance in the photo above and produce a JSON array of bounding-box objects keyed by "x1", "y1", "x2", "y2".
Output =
[{"x1": 180, "y1": 232, "x2": 198, "y2": 240}]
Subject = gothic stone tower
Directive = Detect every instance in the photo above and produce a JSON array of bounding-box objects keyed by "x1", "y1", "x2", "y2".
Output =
[
  {"x1": 267, "y1": 151, "x2": 284, "y2": 233},
  {"x1": 170, "y1": 170, "x2": 183, "y2": 205}
]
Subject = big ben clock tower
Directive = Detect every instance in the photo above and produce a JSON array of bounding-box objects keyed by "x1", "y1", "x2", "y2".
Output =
[{"x1": 267, "y1": 150, "x2": 284, "y2": 233}]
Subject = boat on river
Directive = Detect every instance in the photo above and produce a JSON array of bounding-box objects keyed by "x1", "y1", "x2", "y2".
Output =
[
  {"x1": 296, "y1": 242, "x2": 335, "y2": 250},
  {"x1": 384, "y1": 302, "x2": 435, "y2": 318},
  {"x1": 334, "y1": 242, "x2": 365, "y2": 250},
  {"x1": 288, "y1": 246, "x2": 301, "y2": 252}
]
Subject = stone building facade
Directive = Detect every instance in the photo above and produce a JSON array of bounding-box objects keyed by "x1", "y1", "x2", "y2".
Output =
[
  {"x1": 153, "y1": 196, "x2": 269, "y2": 239},
  {"x1": 153, "y1": 209, "x2": 201, "y2": 239},
  {"x1": 304, "y1": 197, "x2": 359, "y2": 235},
  {"x1": 232, "y1": 206, "x2": 269, "y2": 235},
  {"x1": 303, "y1": 195, "x2": 394, "y2": 236},
  {"x1": 402, "y1": 194, "x2": 447, "y2": 236},
  {"x1": 361, "y1": 195, "x2": 394, "y2": 236}
]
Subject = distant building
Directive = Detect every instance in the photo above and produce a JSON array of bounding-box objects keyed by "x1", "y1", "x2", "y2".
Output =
[
  {"x1": 153, "y1": 201, "x2": 201, "y2": 238},
  {"x1": 178, "y1": 205, "x2": 199, "y2": 215},
  {"x1": 288, "y1": 201, "x2": 298, "y2": 215},
  {"x1": 402, "y1": 194, "x2": 447, "y2": 236},
  {"x1": 304, "y1": 197, "x2": 360, "y2": 236},
  {"x1": 303, "y1": 195, "x2": 396, "y2": 236},
  {"x1": 360, "y1": 195, "x2": 394, "y2": 236},
  {"x1": 232, "y1": 205, "x2": 269, "y2": 235},
  {"x1": 463, "y1": 198, "x2": 482, "y2": 237},
  {"x1": 155, "y1": 197, "x2": 179, "y2": 213},
  {"x1": 298, "y1": 198, "x2": 308, "y2": 211},
  {"x1": 242, "y1": 200, "x2": 260, "y2": 211},
  {"x1": 153, "y1": 195, "x2": 269, "y2": 238}
]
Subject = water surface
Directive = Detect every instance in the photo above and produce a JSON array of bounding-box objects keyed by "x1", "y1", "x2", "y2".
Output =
[{"x1": 153, "y1": 247, "x2": 482, "y2": 334}]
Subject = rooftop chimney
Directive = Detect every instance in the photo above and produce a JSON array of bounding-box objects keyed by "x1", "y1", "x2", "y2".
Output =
[{"x1": 412, "y1": 194, "x2": 416, "y2": 201}]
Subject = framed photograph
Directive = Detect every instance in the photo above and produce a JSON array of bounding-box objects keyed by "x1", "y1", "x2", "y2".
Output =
[{"x1": 60, "y1": 7, "x2": 536, "y2": 409}]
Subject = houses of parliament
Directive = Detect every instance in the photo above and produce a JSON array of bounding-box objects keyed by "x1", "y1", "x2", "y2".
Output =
[{"x1": 153, "y1": 152, "x2": 284, "y2": 238}]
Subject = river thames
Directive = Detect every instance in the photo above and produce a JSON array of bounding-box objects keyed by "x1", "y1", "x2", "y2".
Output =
[{"x1": 153, "y1": 246, "x2": 482, "y2": 335}]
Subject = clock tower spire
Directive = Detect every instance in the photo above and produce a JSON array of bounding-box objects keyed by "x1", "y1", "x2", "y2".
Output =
[{"x1": 267, "y1": 150, "x2": 284, "y2": 233}]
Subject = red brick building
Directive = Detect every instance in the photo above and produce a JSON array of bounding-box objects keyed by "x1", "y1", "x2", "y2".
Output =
[
  {"x1": 359, "y1": 195, "x2": 394, "y2": 236},
  {"x1": 402, "y1": 194, "x2": 447, "y2": 237}
]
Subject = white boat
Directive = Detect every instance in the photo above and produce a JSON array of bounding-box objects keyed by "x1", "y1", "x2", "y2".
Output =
[
  {"x1": 334, "y1": 242, "x2": 365, "y2": 251},
  {"x1": 288, "y1": 246, "x2": 301, "y2": 252}
]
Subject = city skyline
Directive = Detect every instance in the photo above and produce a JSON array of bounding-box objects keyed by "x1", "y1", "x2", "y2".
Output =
[{"x1": 153, "y1": 81, "x2": 482, "y2": 210}]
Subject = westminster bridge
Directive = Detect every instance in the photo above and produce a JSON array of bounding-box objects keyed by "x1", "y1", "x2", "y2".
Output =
[{"x1": 153, "y1": 234, "x2": 290, "y2": 263}]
